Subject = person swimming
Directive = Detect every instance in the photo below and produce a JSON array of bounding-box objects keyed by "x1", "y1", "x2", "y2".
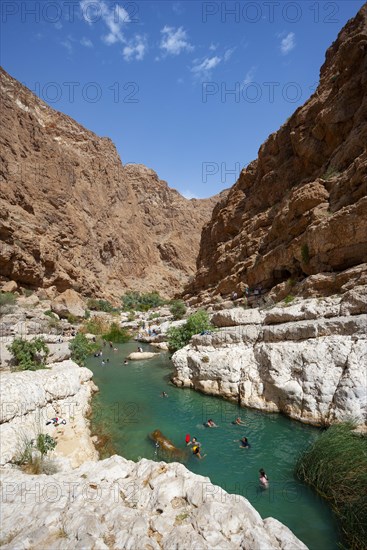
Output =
[
  {"x1": 160, "y1": 391, "x2": 168, "y2": 398},
  {"x1": 192, "y1": 443, "x2": 206, "y2": 459},
  {"x1": 232, "y1": 417, "x2": 246, "y2": 425},
  {"x1": 187, "y1": 436, "x2": 201, "y2": 447},
  {"x1": 205, "y1": 419, "x2": 218, "y2": 428},
  {"x1": 239, "y1": 437, "x2": 250, "y2": 448},
  {"x1": 259, "y1": 468, "x2": 269, "y2": 488}
]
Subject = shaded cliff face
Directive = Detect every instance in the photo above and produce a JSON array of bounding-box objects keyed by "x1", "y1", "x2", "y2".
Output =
[
  {"x1": 188, "y1": 6, "x2": 367, "y2": 299},
  {"x1": 0, "y1": 67, "x2": 224, "y2": 299}
]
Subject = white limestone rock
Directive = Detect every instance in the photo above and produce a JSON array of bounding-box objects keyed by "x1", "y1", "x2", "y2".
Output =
[
  {"x1": 0, "y1": 361, "x2": 97, "y2": 466},
  {"x1": 0, "y1": 456, "x2": 308, "y2": 550},
  {"x1": 172, "y1": 293, "x2": 367, "y2": 427},
  {"x1": 212, "y1": 308, "x2": 264, "y2": 327}
]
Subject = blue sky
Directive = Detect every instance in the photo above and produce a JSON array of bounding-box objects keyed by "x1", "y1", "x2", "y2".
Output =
[{"x1": 1, "y1": 0, "x2": 365, "y2": 197}]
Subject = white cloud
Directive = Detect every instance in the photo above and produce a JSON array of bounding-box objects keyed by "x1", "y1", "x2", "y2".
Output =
[
  {"x1": 243, "y1": 66, "x2": 256, "y2": 86},
  {"x1": 123, "y1": 35, "x2": 147, "y2": 61},
  {"x1": 181, "y1": 189, "x2": 199, "y2": 199},
  {"x1": 191, "y1": 56, "x2": 221, "y2": 79},
  {"x1": 209, "y1": 42, "x2": 218, "y2": 51},
  {"x1": 223, "y1": 47, "x2": 235, "y2": 62},
  {"x1": 81, "y1": 36, "x2": 93, "y2": 48},
  {"x1": 55, "y1": 21, "x2": 62, "y2": 30},
  {"x1": 280, "y1": 32, "x2": 295, "y2": 55},
  {"x1": 80, "y1": 0, "x2": 130, "y2": 45},
  {"x1": 160, "y1": 26, "x2": 194, "y2": 55},
  {"x1": 61, "y1": 39, "x2": 73, "y2": 54}
]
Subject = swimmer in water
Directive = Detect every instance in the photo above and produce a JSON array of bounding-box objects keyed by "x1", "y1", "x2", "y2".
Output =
[
  {"x1": 233, "y1": 417, "x2": 246, "y2": 425},
  {"x1": 239, "y1": 437, "x2": 250, "y2": 449},
  {"x1": 259, "y1": 468, "x2": 269, "y2": 488},
  {"x1": 192, "y1": 444, "x2": 206, "y2": 459},
  {"x1": 206, "y1": 419, "x2": 218, "y2": 428}
]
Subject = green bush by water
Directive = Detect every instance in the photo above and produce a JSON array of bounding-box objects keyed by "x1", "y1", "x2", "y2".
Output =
[
  {"x1": 295, "y1": 422, "x2": 367, "y2": 549},
  {"x1": 103, "y1": 322, "x2": 130, "y2": 343},
  {"x1": 168, "y1": 310, "x2": 213, "y2": 352},
  {"x1": 8, "y1": 337, "x2": 49, "y2": 371},
  {"x1": 69, "y1": 333, "x2": 99, "y2": 366}
]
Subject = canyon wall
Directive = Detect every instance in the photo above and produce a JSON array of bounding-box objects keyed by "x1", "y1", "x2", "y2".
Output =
[
  {"x1": 0, "y1": 67, "x2": 224, "y2": 300},
  {"x1": 187, "y1": 5, "x2": 367, "y2": 299}
]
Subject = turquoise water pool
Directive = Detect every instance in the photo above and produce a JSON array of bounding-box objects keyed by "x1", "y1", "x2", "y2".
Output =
[{"x1": 87, "y1": 342, "x2": 340, "y2": 550}]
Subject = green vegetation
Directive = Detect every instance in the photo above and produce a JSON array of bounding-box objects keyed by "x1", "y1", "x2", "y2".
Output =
[
  {"x1": 149, "y1": 312, "x2": 160, "y2": 321},
  {"x1": 201, "y1": 355, "x2": 210, "y2": 363},
  {"x1": 36, "y1": 433, "x2": 56, "y2": 456},
  {"x1": 23, "y1": 289, "x2": 33, "y2": 297},
  {"x1": 15, "y1": 432, "x2": 57, "y2": 475},
  {"x1": 121, "y1": 291, "x2": 166, "y2": 311},
  {"x1": 103, "y1": 322, "x2": 130, "y2": 343},
  {"x1": 0, "y1": 291, "x2": 16, "y2": 314},
  {"x1": 296, "y1": 422, "x2": 367, "y2": 550},
  {"x1": 169, "y1": 300, "x2": 187, "y2": 320},
  {"x1": 66, "y1": 313, "x2": 78, "y2": 324},
  {"x1": 323, "y1": 166, "x2": 340, "y2": 181},
  {"x1": 8, "y1": 337, "x2": 49, "y2": 371},
  {"x1": 69, "y1": 333, "x2": 99, "y2": 366},
  {"x1": 84, "y1": 309, "x2": 91, "y2": 319},
  {"x1": 168, "y1": 310, "x2": 213, "y2": 352},
  {"x1": 301, "y1": 243, "x2": 310, "y2": 264},
  {"x1": 87, "y1": 298, "x2": 118, "y2": 313},
  {"x1": 44, "y1": 309, "x2": 57, "y2": 318},
  {"x1": 284, "y1": 294, "x2": 295, "y2": 304},
  {"x1": 82, "y1": 316, "x2": 109, "y2": 335}
]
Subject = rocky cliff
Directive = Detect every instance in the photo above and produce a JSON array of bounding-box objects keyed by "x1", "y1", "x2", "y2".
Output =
[
  {"x1": 172, "y1": 288, "x2": 367, "y2": 427},
  {"x1": 0, "y1": 67, "x2": 224, "y2": 299},
  {"x1": 187, "y1": 5, "x2": 367, "y2": 300}
]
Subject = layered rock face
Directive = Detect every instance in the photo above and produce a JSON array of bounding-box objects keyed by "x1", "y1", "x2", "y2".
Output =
[
  {"x1": 172, "y1": 287, "x2": 367, "y2": 427},
  {"x1": 0, "y1": 360, "x2": 98, "y2": 466},
  {"x1": 0, "y1": 67, "x2": 224, "y2": 299},
  {"x1": 188, "y1": 5, "x2": 367, "y2": 298},
  {"x1": 0, "y1": 455, "x2": 307, "y2": 550}
]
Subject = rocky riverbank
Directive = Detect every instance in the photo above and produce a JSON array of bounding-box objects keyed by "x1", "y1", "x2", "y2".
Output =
[
  {"x1": 0, "y1": 299, "x2": 311, "y2": 550},
  {"x1": 1, "y1": 455, "x2": 307, "y2": 550},
  {"x1": 172, "y1": 287, "x2": 367, "y2": 428}
]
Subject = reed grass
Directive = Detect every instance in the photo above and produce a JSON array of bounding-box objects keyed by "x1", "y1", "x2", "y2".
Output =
[{"x1": 295, "y1": 422, "x2": 367, "y2": 549}]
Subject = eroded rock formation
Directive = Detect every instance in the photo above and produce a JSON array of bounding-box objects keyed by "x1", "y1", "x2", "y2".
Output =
[
  {"x1": 172, "y1": 288, "x2": 367, "y2": 427},
  {"x1": 0, "y1": 360, "x2": 98, "y2": 466},
  {"x1": 0, "y1": 455, "x2": 308, "y2": 549},
  {"x1": 187, "y1": 5, "x2": 367, "y2": 299},
  {"x1": 0, "y1": 67, "x2": 225, "y2": 299}
]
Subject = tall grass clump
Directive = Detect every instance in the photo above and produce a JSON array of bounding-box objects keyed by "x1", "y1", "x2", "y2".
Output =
[
  {"x1": 103, "y1": 322, "x2": 130, "y2": 343},
  {"x1": 295, "y1": 422, "x2": 367, "y2": 549}
]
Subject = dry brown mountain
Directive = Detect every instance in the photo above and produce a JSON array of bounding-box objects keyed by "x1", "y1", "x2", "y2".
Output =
[
  {"x1": 0, "y1": 67, "x2": 226, "y2": 300},
  {"x1": 187, "y1": 5, "x2": 367, "y2": 301}
]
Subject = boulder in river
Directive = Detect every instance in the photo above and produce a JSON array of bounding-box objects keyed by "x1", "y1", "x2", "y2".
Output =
[{"x1": 128, "y1": 351, "x2": 160, "y2": 360}]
